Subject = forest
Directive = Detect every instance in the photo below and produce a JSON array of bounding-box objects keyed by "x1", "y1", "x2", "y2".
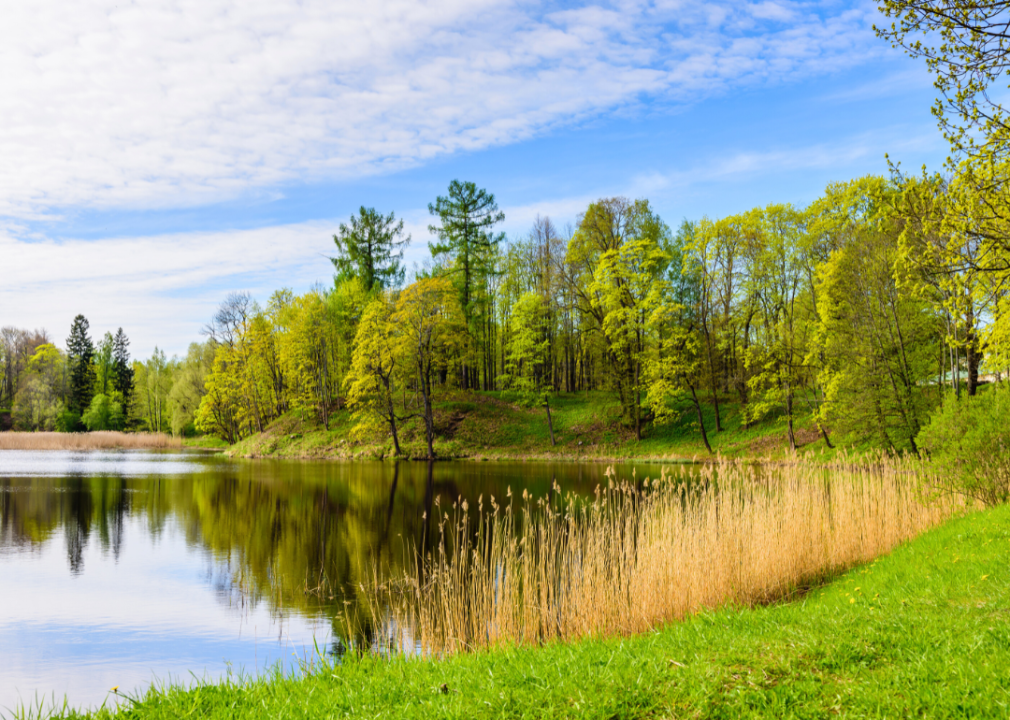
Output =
[{"x1": 1, "y1": 167, "x2": 1007, "y2": 463}]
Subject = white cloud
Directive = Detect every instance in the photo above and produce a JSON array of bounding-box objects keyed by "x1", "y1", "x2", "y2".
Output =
[
  {"x1": 0, "y1": 0, "x2": 884, "y2": 218},
  {"x1": 1, "y1": 222, "x2": 336, "y2": 357}
]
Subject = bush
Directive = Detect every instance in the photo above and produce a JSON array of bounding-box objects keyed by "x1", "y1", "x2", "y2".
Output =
[
  {"x1": 11, "y1": 378, "x2": 61, "y2": 431},
  {"x1": 81, "y1": 394, "x2": 126, "y2": 432},
  {"x1": 55, "y1": 408, "x2": 82, "y2": 433},
  {"x1": 917, "y1": 387, "x2": 1010, "y2": 506}
]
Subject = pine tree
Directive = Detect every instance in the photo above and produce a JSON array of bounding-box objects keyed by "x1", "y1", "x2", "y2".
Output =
[
  {"x1": 331, "y1": 207, "x2": 410, "y2": 291},
  {"x1": 66, "y1": 315, "x2": 95, "y2": 415},
  {"x1": 113, "y1": 328, "x2": 134, "y2": 413},
  {"x1": 427, "y1": 180, "x2": 505, "y2": 389}
]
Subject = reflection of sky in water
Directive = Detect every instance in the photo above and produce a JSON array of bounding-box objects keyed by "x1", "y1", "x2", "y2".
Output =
[
  {"x1": 0, "y1": 451, "x2": 329, "y2": 715},
  {"x1": 0, "y1": 450, "x2": 661, "y2": 715},
  {"x1": 0, "y1": 449, "x2": 214, "y2": 477}
]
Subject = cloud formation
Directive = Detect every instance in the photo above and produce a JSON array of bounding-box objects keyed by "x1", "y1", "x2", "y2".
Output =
[
  {"x1": 0, "y1": 222, "x2": 335, "y2": 356},
  {"x1": 0, "y1": 0, "x2": 882, "y2": 217}
]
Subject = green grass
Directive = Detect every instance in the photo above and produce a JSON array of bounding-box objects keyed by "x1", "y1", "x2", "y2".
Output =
[
  {"x1": 180, "y1": 435, "x2": 229, "y2": 449},
  {"x1": 36, "y1": 505, "x2": 1010, "y2": 719},
  {"x1": 226, "y1": 391, "x2": 839, "y2": 462}
]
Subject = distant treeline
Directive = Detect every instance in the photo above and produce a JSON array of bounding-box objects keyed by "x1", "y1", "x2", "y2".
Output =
[{"x1": 2, "y1": 173, "x2": 1005, "y2": 460}]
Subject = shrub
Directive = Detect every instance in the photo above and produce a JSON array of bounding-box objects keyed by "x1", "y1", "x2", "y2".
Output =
[
  {"x1": 11, "y1": 378, "x2": 61, "y2": 431},
  {"x1": 917, "y1": 387, "x2": 1010, "y2": 506},
  {"x1": 55, "y1": 408, "x2": 82, "y2": 433},
  {"x1": 81, "y1": 394, "x2": 126, "y2": 432}
]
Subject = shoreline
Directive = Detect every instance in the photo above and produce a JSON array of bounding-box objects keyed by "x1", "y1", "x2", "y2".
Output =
[{"x1": 29, "y1": 504, "x2": 1001, "y2": 719}]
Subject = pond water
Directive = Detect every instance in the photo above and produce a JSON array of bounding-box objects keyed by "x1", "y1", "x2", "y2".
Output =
[{"x1": 0, "y1": 450, "x2": 668, "y2": 714}]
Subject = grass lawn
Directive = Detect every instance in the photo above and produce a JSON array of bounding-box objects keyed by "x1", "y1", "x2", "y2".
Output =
[{"x1": 44, "y1": 504, "x2": 1010, "y2": 719}]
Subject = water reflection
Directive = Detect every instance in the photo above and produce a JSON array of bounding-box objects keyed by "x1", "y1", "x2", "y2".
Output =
[{"x1": 0, "y1": 450, "x2": 662, "y2": 711}]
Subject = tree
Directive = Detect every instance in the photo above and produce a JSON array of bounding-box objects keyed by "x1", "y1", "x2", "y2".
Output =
[
  {"x1": 167, "y1": 342, "x2": 215, "y2": 436},
  {"x1": 740, "y1": 204, "x2": 812, "y2": 452},
  {"x1": 811, "y1": 178, "x2": 939, "y2": 453},
  {"x1": 11, "y1": 344, "x2": 68, "y2": 431},
  {"x1": 94, "y1": 332, "x2": 115, "y2": 397},
  {"x1": 570, "y1": 198, "x2": 671, "y2": 439},
  {"x1": 332, "y1": 207, "x2": 411, "y2": 292},
  {"x1": 345, "y1": 295, "x2": 404, "y2": 454},
  {"x1": 394, "y1": 277, "x2": 464, "y2": 459},
  {"x1": 499, "y1": 292, "x2": 556, "y2": 444},
  {"x1": 113, "y1": 328, "x2": 134, "y2": 412},
  {"x1": 66, "y1": 315, "x2": 94, "y2": 415},
  {"x1": 875, "y1": 1, "x2": 1010, "y2": 160},
  {"x1": 134, "y1": 348, "x2": 171, "y2": 432},
  {"x1": 428, "y1": 180, "x2": 505, "y2": 390}
]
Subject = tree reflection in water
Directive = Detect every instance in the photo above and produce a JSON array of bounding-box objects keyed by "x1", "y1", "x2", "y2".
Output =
[{"x1": 0, "y1": 456, "x2": 650, "y2": 653}]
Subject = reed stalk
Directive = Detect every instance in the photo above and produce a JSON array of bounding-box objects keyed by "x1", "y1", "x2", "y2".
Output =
[
  {"x1": 365, "y1": 455, "x2": 965, "y2": 655},
  {"x1": 0, "y1": 431, "x2": 182, "y2": 450}
]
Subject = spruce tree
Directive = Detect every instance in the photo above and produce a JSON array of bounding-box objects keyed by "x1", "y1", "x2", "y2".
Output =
[
  {"x1": 66, "y1": 315, "x2": 95, "y2": 416},
  {"x1": 113, "y1": 328, "x2": 134, "y2": 412},
  {"x1": 331, "y1": 207, "x2": 410, "y2": 291}
]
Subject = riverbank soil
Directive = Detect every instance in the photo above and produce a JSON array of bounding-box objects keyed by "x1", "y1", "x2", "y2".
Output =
[
  {"x1": 227, "y1": 391, "x2": 838, "y2": 461},
  {"x1": 50, "y1": 504, "x2": 1010, "y2": 719}
]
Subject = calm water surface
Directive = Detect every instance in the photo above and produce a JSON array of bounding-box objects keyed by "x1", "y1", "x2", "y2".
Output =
[{"x1": 0, "y1": 449, "x2": 666, "y2": 713}]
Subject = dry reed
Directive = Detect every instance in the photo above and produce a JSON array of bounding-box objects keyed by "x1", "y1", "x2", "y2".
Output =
[
  {"x1": 365, "y1": 456, "x2": 966, "y2": 655},
  {"x1": 0, "y1": 431, "x2": 182, "y2": 450}
]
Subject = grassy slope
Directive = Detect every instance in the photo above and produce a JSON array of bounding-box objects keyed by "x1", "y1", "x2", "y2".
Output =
[
  {"x1": 228, "y1": 391, "x2": 833, "y2": 461},
  {"x1": 49, "y1": 505, "x2": 1010, "y2": 719}
]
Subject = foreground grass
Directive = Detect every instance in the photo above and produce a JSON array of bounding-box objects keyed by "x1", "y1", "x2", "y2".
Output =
[
  {"x1": 40, "y1": 504, "x2": 1010, "y2": 719},
  {"x1": 228, "y1": 391, "x2": 835, "y2": 462}
]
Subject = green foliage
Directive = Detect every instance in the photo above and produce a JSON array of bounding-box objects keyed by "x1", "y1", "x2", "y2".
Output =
[
  {"x1": 918, "y1": 386, "x2": 1010, "y2": 506},
  {"x1": 94, "y1": 331, "x2": 115, "y2": 397},
  {"x1": 81, "y1": 393, "x2": 126, "y2": 431},
  {"x1": 167, "y1": 342, "x2": 214, "y2": 437},
  {"x1": 499, "y1": 292, "x2": 550, "y2": 407},
  {"x1": 55, "y1": 408, "x2": 82, "y2": 433},
  {"x1": 345, "y1": 294, "x2": 403, "y2": 451},
  {"x1": 12, "y1": 377, "x2": 62, "y2": 430},
  {"x1": 875, "y1": 1, "x2": 1010, "y2": 160},
  {"x1": 810, "y1": 177, "x2": 939, "y2": 452}
]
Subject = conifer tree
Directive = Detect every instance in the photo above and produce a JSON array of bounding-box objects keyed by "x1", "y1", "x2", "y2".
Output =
[
  {"x1": 427, "y1": 180, "x2": 505, "y2": 389},
  {"x1": 331, "y1": 207, "x2": 410, "y2": 291},
  {"x1": 113, "y1": 328, "x2": 134, "y2": 412},
  {"x1": 66, "y1": 315, "x2": 94, "y2": 415}
]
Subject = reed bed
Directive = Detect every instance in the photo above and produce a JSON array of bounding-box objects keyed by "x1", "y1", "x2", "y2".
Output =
[
  {"x1": 365, "y1": 456, "x2": 966, "y2": 655},
  {"x1": 0, "y1": 431, "x2": 182, "y2": 450}
]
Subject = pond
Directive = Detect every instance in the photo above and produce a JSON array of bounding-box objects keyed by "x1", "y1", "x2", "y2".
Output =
[{"x1": 0, "y1": 449, "x2": 669, "y2": 713}]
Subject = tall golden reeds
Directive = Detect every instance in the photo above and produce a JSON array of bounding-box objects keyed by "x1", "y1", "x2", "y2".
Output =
[
  {"x1": 365, "y1": 456, "x2": 965, "y2": 655},
  {"x1": 0, "y1": 431, "x2": 182, "y2": 450}
]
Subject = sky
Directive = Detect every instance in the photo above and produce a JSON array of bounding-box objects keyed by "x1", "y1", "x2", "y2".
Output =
[{"x1": 1, "y1": 0, "x2": 949, "y2": 358}]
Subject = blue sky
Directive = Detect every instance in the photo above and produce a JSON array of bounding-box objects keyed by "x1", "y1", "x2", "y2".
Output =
[{"x1": 1, "y1": 0, "x2": 947, "y2": 358}]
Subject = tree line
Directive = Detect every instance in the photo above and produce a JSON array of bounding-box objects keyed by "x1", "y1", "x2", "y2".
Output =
[{"x1": 3, "y1": 169, "x2": 1000, "y2": 460}]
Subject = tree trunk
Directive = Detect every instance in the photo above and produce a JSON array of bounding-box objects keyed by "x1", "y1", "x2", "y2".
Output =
[
  {"x1": 545, "y1": 397, "x2": 556, "y2": 446},
  {"x1": 818, "y1": 423, "x2": 834, "y2": 449},
  {"x1": 786, "y1": 390, "x2": 796, "y2": 452},
  {"x1": 690, "y1": 384, "x2": 713, "y2": 455},
  {"x1": 389, "y1": 415, "x2": 401, "y2": 456}
]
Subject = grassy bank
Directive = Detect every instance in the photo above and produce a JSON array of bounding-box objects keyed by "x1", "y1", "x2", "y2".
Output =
[
  {"x1": 0, "y1": 432, "x2": 182, "y2": 451},
  {"x1": 35, "y1": 502, "x2": 1009, "y2": 719},
  {"x1": 227, "y1": 391, "x2": 832, "y2": 461}
]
